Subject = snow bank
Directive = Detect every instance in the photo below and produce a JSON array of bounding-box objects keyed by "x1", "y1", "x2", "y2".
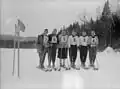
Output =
[
  {"x1": 1, "y1": 48, "x2": 120, "y2": 89},
  {"x1": 104, "y1": 46, "x2": 115, "y2": 53}
]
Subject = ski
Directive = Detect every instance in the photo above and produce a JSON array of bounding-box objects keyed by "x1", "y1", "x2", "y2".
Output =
[
  {"x1": 62, "y1": 66, "x2": 71, "y2": 70},
  {"x1": 70, "y1": 65, "x2": 80, "y2": 70},
  {"x1": 36, "y1": 66, "x2": 49, "y2": 72},
  {"x1": 87, "y1": 65, "x2": 99, "y2": 71},
  {"x1": 93, "y1": 67, "x2": 99, "y2": 71},
  {"x1": 56, "y1": 66, "x2": 71, "y2": 71},
  {"x1": 45, "y1": 67, "x2": 53, "y2": 72},
  {"x1": 52, "y1": 67, "x2": 58, "y2": 71},
  {"x1": 72, "y1": 67, "x2": 80, "y2": 70},
  {"x1": 81, "y1": 65, "x2": 90, "y2": 70},
  {"x1": 57, "y1": 67, "x2": 61, "y2": 71}
]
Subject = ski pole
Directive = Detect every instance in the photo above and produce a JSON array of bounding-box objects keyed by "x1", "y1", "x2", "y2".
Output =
[
  {"x1": 60, "y1": 44, "x2": 62, "y2": 68},
  {"x1": 95, "y1": 54, "x2": 99, "y2": 70},
  {"x1": 66, "y1": 47, "x2": 70, "y2": 69},
  {"x1": 12, "y1": 33, "x2": 16, "y2": 76}
]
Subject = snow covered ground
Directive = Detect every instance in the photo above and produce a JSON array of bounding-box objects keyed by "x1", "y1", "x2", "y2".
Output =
[{"x1": 1, "y1": 48, "x2": 120, "y2": 89}]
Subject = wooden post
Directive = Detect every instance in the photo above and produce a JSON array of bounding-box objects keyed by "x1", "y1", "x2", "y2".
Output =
[
  {"x1": 17, "y1": 32, "x2": 20, "y2": 78},
  {"x1": 12, "y1": 32, "x2": 16, "y2": 76}
]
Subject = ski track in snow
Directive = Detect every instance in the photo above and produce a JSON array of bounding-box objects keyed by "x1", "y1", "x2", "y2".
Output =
[{"x1": 1, "y1": 48, "x2": 120, "y2": 89}]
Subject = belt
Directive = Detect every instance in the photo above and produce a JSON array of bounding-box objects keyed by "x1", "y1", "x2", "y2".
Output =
[
  {"x1": 81, "y1": 45, "x2": 88, "y2": 46},
  {"x1": 71, "y1": 45, "x2": 77, "y2": 46},
  {"x1": 91, "y1": 45, "x2": 97, "y2": 47}
]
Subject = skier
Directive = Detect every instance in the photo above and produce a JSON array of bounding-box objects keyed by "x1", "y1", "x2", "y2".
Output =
[
  {"x1": 68, "y1": 30, "x2": 79, "y2": 69},
  {"x1": 36, "y1": 29, "x2": 49, "y2": 70},
  {"x1": 79, "y1": 31, "x2": 89, "y2": 69},
  {"x1": 57, "y1": 30, "x2": 69, "y2": 70},
  {"x1": 48, "y1": 29, "x2": 58, "y2": 71},
  {"x1": 89, "y1": 30, "x2": 99, "y2": 69}
]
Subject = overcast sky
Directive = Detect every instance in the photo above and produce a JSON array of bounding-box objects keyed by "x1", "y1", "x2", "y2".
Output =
[{"x1": 1, "y1": 0, "x2": 119, "y2": 37}]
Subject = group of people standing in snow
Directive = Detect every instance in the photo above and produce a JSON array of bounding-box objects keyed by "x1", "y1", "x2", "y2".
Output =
[{"x1": 36, "y1": 28, "x2": 99, "y2": 71}]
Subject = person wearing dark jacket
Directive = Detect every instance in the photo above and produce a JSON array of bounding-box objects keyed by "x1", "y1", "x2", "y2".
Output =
[
  {"x1": 36, "y1": 29, "x2": 49, "y2": 69},
  {"x1": 47, "y1": 29, "x2": 58, "y2": 70}
]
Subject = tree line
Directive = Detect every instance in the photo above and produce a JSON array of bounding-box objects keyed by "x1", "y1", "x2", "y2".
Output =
[{"x1": 57, "y1": 0, "x2": 120, "y2": 51}]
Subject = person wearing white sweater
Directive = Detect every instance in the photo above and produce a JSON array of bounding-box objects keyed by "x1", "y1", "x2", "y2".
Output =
[
  {"x1": 68, "y1": 30, "x2": 79, "y2": 69},
  {"x1": 48, "y1": 29, "x2": 58, "y2": 70},
  {"x1": 79, "y1": 31, "x2": 89, "y2": 68}
]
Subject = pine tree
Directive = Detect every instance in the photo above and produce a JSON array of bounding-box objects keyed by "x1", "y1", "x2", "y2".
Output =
[
  {"x1": 89, "y1": 17, "x2": 94, "y2": 33},
  {"x1": 101, "y1": 0, "x2": 113, "y2": 47},
  {"x1": 102, "y1": 0, "x2": 111, "y2": 17},
  {"x1": 116, "y1": 0, "x2": 120, "y2": 16}
]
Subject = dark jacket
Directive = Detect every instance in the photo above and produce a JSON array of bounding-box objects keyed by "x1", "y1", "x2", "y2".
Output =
[
  {"x1": 37, "y1": 34, "x2": 44, "y2": 45},
  {"x1": 36, "y1": 34, "x2": 44, "y2": 52},
  {"x1": 48, "y1": 34, "x2": 58, "y2": 43}
]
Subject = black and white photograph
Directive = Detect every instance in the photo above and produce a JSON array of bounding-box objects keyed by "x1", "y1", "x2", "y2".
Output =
[{"x1": 1, "y1": 0, "x2": 120, "y2": 89}]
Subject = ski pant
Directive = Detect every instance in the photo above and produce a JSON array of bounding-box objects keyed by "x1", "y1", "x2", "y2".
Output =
[
  {"x1": 58, "y1": 48, "x2": 68, "y2": 59},
  {"x1": 58, "y1": 48, "x2": 68, "y2": 66},
  {"x1": 69, "y1": 45, "x2": 77, "y2": 64},
  {"x1": 48, "y1": 44, "x2": 57, "y2": 66},
  {"x1": 79, "y1": 46, "x2": 88, "y2": 64},
  {"x1": 37, "y1": 45, "x2": 49, "y2": 67},
  {"x1": 89, "y1": 46, "x2": 97, "y2": 65}
]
